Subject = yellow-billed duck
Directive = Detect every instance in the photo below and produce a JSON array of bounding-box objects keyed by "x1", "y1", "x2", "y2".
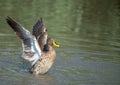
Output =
[{"x1": 6, "y1": 17, "x2": 59, "y2": 75}]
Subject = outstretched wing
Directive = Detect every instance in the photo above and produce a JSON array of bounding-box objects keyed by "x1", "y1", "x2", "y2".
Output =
[
  {"x1": 6, "y1": 17, "x2": 41, "y2": 65},
  {"x1": 32, "y1": 18, "x2": 48, "y2": 50},
  {"x1": 32, "y1": 18, "x2": 47, "y2": 39}
]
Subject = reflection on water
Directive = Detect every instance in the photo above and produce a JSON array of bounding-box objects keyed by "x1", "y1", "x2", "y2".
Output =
[{"x1": 0, "y1": 0, "x2": 120, "y2": 85}]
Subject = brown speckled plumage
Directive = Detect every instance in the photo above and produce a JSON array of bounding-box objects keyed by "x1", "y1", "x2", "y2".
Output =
[{"x1": 6, "y1": 17, "x2": 59, "y2": 75}]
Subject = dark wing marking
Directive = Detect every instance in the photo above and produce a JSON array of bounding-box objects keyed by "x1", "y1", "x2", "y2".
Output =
[{"x1": 32, "y1": 18, "x2": 47, "y2": 39}]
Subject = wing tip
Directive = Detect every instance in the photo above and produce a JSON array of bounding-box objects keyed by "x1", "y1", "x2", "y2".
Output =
[
  {"x1": 6, "y1": 16, "x2": 15, "y2": 26},
  {"x1": 37, "y1": 17, "x2": 42, "y2": 21},
  {"x1": 6, "y1": 16, "x2": 12, "y2": 22},
  {"x1": 6, "y1": 16, "x2": 10, "y2": 23}
]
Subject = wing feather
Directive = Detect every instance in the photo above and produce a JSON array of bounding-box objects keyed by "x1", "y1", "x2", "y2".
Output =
[
  {"x1": 32, "y1": 18, "x2": 47, "y2": 39},
  {"x1": 32, "y1": 18, "x2": 48, "y2": 50},
  {"x1": 6, "y1": 17, "x2": 41, "y2": 65}
]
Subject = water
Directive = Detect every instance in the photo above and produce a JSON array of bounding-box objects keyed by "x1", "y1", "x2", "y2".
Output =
[{"x1": 0, "y1": 0, "x2": 120, "y2": 85}]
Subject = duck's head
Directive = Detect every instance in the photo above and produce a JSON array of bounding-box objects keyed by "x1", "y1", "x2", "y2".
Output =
[
  {"x1": 47, "y1": 38, "x2": 59, "y2": 47},
  {"x1": 43, "y1": 38, "x2": 59, "y2": 52}
]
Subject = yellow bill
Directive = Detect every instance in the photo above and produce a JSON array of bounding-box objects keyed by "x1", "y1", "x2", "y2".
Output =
[{"x1": 53, "y1": 41, "x2": 59, "y2": 47}]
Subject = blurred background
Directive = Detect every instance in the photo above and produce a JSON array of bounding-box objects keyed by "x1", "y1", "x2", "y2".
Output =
[{"x1": 0, "y1": 0, "x2": 120, "y2": 85}]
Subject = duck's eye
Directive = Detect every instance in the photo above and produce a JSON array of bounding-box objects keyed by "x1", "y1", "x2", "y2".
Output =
[{"x1": 45, "y1": 29, "x2": 47, "y2": 32}]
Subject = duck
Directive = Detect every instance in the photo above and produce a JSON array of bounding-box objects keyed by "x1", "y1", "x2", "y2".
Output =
[{"x1": 6, "y1": 17, "x2": 59, "y2": 75}]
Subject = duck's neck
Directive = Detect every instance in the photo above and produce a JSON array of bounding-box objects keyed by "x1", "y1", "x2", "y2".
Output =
[{"x1": 43, "y1": 44, "x2": 49, "y2": 52}]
